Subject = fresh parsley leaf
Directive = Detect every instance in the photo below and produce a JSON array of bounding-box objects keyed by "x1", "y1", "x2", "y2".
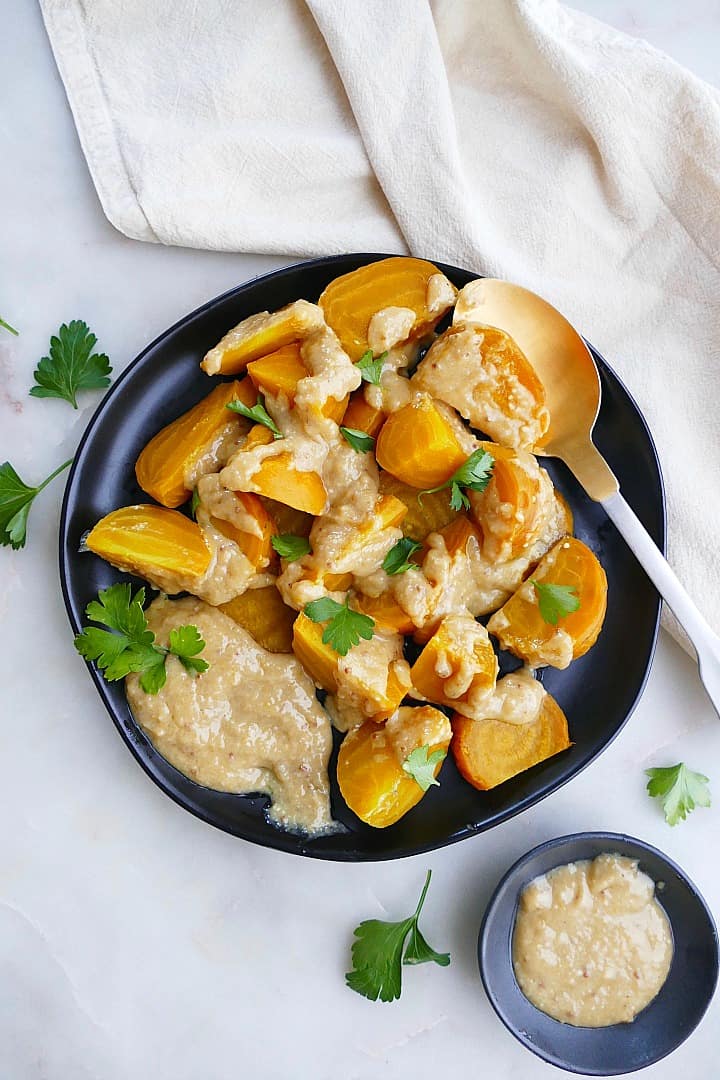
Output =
[
  {"x1": 271, "y1": 533, "x2": 311, "y2": 561},
  {"x1": 168, "y1": 625, "x2": 210, "y2": 674},
  {"x1": 0, "y1": 317, "x2": 18, "y2": 336},
  {"x1": 346, "y1": 870, "x2": 449, "y2": 1002},
  {"x1": 29, "y1": 320, "x2": 112, "y2": 408},
  {"x1": 646, "y1": 763, "x2": 711, "y2": 826},
  {"x1": 356, "y1": 349, "x2": 387, "y2": 386},
  {"x1": 403, "y1": 923, "x2": 451, "y2": 967},
  {"x1": 74, "y1": 583, "x2": 209, "y2": 693},
  {"x1": 340, "y1": 426, "x2": 375, "y2": 454},
  {"x1": 402, "y1": 745, "x2": 447, "y2": 792},
  {"x1": 418, "y1": 448, "x2": 494, "y2": 511},
  {"x1": 382, "y1": 537, "x2": 423, "y2": 576},
  {"x1": 532, "y1": 580, "x2": 580, "y2": 625},
  {"x1": 190, "y1": 488, "x2": 201, "y2": 520},
  {"x1": 226, "y1": 394, "x2": 283, "y2": 438},
  {"x1": 304, "y1": 595, "x2": 374, "y2": 656},
  {"x1": 0, "y1": 457, "x2": 72, "y2": 549}
]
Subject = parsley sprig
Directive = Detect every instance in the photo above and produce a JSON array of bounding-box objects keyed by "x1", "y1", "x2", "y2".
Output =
[
  {"x1": 382, "y1": 537, "x2": 423, "y2": 576},
  {"x1": 271, "y1": 534, "x2": 311, "y2": 561},
  {"x1": 304, "y1": 595, "x2": 374, "y2": 656},
  {"x1": 346, "y1": 870, "x2": 450, "y2": 1002},
  {"x1": 0, "y1": 458, "x2": 72, "y2": 549},
  {"x1": 74, "y1": 583, "x2": 209, "y2": 694},
  {"x1": 356, "y1": 349, "x2": 387, "y2": 386},
  {"x1": 0, "y1": 317, "x2": 18, "y2": 336},
  {"x1": 340, "y1": 426, "x2": 375, "y2": 454},
  {"x1": 532, "y1": 580, "x2": 580, "y2": 625},
  {"x1": 226, "y1": 394, "x2": 283, "y2": 438},
  {"x1": 30, "y1": 320, "x2": 112, "y2": 408},
  {"x1": 418, "y1": 448, "x2": 494, "y2": 511},
  {"x1": 646, "y1": 763, "x2": 711, "y2": 826},
  {"x1": 402, "y1": 745, "x2": 447, "y2": 791}
]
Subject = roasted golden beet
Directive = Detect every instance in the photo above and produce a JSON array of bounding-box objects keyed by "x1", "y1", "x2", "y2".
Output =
[
  {"x1": 247, "y1": 342, "x2": 347, "y2": 423},
  {"x1": 337, "y1": 705, "x2": 451, "y2": 827},
  {"x1": 313, "y1": 494, "x2": 407, "y2": 575},
  {"x1": 85, "y1": 505, "x2": 211, "y2": 585},
  {"x1": 378, "y1": 472, "x2": 459, "y2": 541},
  {"x1": 258, "y1": 497, "x2": 313, "y2": 538},
  {"x1": 292, "y1": 612, "x2": 339, "y2": 692},
  {"x1": 292, "y1": 613, "x2": 408, "y2": 721},
  {"x1": 318, "y1": 257, "x2": 455, "y2": 360},
  {"x1": 209, "y1": 491, "x2": 276, "y2": 569},
  {"x1": 135, "y1": 380, "x2": 256, "y2": 508},
  {"x1": 233, "y1": 425, "x2": 328, "y2": 516},
  {"x1": 468, "y1": 442, "x2": 546, "y2": 559},
  {"x1": 375, "y1": 395, "x2": 468, "y2": 489},
  {"x1": 219, "y1": 585, "x2": 296, "y2": 653},
  {"x1": 355, "y1": 591, "x2": 417, "y2": 635},
  {"x1": 487, "y1": 536, "x2": 607, "y2": 668},
  {"x1": 341, "y1": 391, "x2": 386, "y2": 438},
  {"x1": 452, "y1": 691, "x2": 570, "y2": 790},
  {"x1": 201, "y1": 300, "x2": 324, "y2": 375},
  {"x1": 410, "y1": 615, "x2": 498, "y2": 714},
  {"x1": 414, "y1": 324, "x2": 549, "y2": 450}
]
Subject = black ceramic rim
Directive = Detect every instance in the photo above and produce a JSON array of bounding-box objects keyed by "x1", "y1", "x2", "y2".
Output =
[
  {"x1": 478, "y1": 831, "x2": 719, "y2": 1074},
  {"x1": 58, "y1": 253, "x2": 665, "y2": 861}
]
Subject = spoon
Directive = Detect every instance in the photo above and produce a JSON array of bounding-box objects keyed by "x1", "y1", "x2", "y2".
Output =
[{"x1": 465, "y1": 278, "x2": 720, "y2": 718}]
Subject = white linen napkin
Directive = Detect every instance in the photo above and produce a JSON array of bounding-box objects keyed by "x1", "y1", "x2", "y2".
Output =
[{"x1": 40, "y1": 0, "x2": 720, "y2": 648}]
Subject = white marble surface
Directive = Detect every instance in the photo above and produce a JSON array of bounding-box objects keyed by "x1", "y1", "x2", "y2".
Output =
[{"x1": 1, "y1": 2, "x2": 719, "y2": 1078}]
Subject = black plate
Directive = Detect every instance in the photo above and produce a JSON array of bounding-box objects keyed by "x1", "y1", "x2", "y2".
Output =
[
  {"x1": 59, "y1": 254, "x2": 664, "y2": 861},
  {"x1": 479, "y1": 832, "x2": 719, "y2": 1074}
]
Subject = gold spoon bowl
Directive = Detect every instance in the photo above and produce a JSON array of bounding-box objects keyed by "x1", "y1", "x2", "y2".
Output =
[{"x1": 469, "y1": 279, "x2": 720, "y2": 718}]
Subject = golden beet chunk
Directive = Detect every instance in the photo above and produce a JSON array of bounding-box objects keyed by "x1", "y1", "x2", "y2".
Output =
[
  {"x1": 452, "y1": 688, "x2": 570, "y2": 790},
  {"x1": 292, "y1": 615, "x2": 409, "y2": 723},
  {"x1": 85, "y1": 505, "x2": 211, "y2": 589},
  {"x1": 355, "y1": 591, "x2": 417, "y2": 635},
  {"x1": 228, "y1": 425, "x2": 328, "y2": 516},
  {"x1": 209, "y1": 491, "x2": 276, "y2": 569},
  {"x1": 135, "y1": 380, "x2": 256, "y2": 508},
  {"x1": 375, "y1": 394, "x2": 468, "y2": 489},
  {"x1": 337, "y1": 705, "x2": 451, "y2": 827},
  {"x1": 410, "y1": 614, "x2": 498, "y2": 717},
  {"x1": 414, "y1": 325, "x2": 549, "y2": 450},
  {"x1": 319, "y1": 257, "x2": 456, "y2": 360},
  {"x1": 219, "y1": 585, "x2": 296, "y2": 653},
  {"x1": 247, "y1": 341, "x2": 348, "y2": 423},
  {"x1": 378, "y1": 472, "x2": 459, "y2": 541},
  {"x1": 469, "y1": 441, "x2": 549, "y2": 560},
  {"x1": 487, "y1": 537, "x2": 608, "y2": 669},
  {"x1": 341, "y1": 390, "x2": 386, "y2": 438},
  {"x1": 311, "y1": 494, "x2": 407, "y2": 576},
  {"x1": 201, "y1": 300, "x2": 325, "y2": 376}
]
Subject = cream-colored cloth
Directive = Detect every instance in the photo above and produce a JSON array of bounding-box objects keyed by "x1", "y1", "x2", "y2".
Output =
[{"x1": 41, "y1": 0, "x2": 720, "y2": 646}]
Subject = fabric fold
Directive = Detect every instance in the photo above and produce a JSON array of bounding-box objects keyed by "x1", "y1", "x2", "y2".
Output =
[{"x1": 39, "y1": 0, "x2": 720, "y2": 650}]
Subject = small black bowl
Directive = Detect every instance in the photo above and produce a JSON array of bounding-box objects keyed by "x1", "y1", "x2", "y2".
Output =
[{"x1": 479, "y1": 832, "x2": 718, "y2": 1075}]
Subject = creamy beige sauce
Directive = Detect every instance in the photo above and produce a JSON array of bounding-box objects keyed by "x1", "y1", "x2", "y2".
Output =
[
  {"x1": 183, "y1": 419, "x2": 248, "y2": 490},
  {"x1": 385, "y1": 705, "x2": 451, "y2": 764},
  {"x1": 328, "y1": 631, "x2": 412, "y2": 731},
  {"x1": 513, "y1": 854, "x2": 673, "y2": 1027},
  {"x1": 478, "y1": 667, "x2": 545, "y2": 724},
  {"x1": 367, "y1": 306, "x2": 416, "y2": 354},
  {"x1": 201, "y1": 299, "x2": 325, "y2": 376},
  {"x1": 414, "y1": 325, "x2": 547, "y2": 449},
  {"x1": 415, "y1": 614, "x2": 498, "y2": 716},
  {"x1": 127, "y1": 597, "x2": 335, "y2": 834},
  {"x1": 425, "y1": 273, "x2": 457, "y2": 317}
]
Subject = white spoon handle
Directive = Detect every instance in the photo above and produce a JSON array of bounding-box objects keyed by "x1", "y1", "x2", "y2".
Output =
[{"x1": 602, "y1": 492, "x2": 720, "y2": 718}]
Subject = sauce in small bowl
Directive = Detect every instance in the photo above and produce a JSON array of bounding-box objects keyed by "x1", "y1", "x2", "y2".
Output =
[{"x1": 479, "y1": 833, "x2": 718, "y2": 1075}]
